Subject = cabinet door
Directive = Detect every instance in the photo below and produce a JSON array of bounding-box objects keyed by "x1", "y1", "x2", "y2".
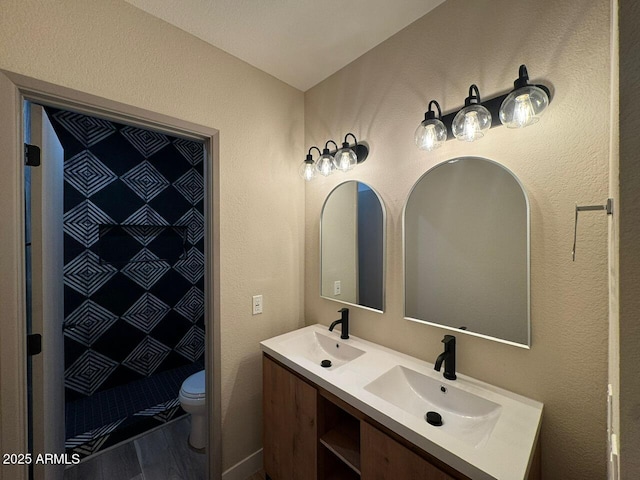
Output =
[
  {"x1": 263, "y1": 356, "x2": 317, "y2": 480},
  {"x1": 361, "y1": 422, "x2": 455, "y2": 480}
]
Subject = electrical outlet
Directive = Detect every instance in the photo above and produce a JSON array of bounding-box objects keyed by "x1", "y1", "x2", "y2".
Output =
[
  {"x1": 252, "y1": 295, "x2": 263, "y2": 315},
  {"x1": 334, "y1": 281, "x2": 341, "y2": 295}
]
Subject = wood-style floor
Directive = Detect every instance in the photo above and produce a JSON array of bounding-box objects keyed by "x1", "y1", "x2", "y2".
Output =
[{"x1": 63, "y1": 416, "x2": 207, "y2": 480}]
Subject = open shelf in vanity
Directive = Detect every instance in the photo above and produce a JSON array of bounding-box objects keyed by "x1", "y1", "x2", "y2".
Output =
[{"x1": 318, "y1": 393, "x2": 361, "y2": 478}]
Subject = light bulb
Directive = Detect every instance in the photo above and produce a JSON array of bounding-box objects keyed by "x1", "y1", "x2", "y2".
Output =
[
  {"x1": 499, "y1": 85, "x2": 549, "y2": 128},
  {"x1": 316, "y1": 154, "x2": 336, "y2": 177},
  {"x1": 333, "y1": 147, "x2": 357, "y2": 172},
  {"x1": 452, "y1": 104, "x2": 492, "y2": 142},
  {"x1": 463, "y1": 111, "x2": 480, "y2": 141},
  {"x1": 299, "y1": 159, "x2": 316, "y2": 181},
  {"x1": 415, "y1": 119, "x2": 447, "y2": 151},
  {"x1": 513, "y1": 94, "x2": 535, "y2": 127}
]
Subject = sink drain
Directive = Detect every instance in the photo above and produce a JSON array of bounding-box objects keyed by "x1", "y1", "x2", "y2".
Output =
[
  {"x1": 425, "y1": 411, "x2": 443, "y2": 427},
  {"x1": 321, "y1": 359, "x2": 332, "y2": 368}
]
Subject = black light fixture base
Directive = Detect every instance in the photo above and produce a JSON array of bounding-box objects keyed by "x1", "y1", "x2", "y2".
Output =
[
  {"x1": 325, "y1": 142, "x2": 369, "y2": 164},
  {"x1": 354, "y1": 143, "x2": 369, "y2": 164}
]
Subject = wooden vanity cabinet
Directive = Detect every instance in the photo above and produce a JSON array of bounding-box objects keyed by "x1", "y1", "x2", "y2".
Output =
[
  {"x1": 263, "y1": 354, "x2": 539, "y2": 480},
  {"x1": 263, "y1": 355, "x2": 317, "y2": 480},
  {"x1": 360, "y1": 422, "x2": 454, "y2": 480}
]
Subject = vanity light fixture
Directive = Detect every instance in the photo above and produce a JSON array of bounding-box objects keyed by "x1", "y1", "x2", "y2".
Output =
[
  {"x1": 301, "y1": 133, "x2": 369, "y2": 181},
  {"x1": 299, "y1": 146, "x2": 321, "y2": 181},
  {"x1": 414, "y1": 64, "x2": 551, "y2": 151},
  {"x1": 499, "y1": 65, "x2": 550, "y2": 128},
  {"x1": 452, "y1": 85, "x2": 492, "y2": 142},
  {"x1": 415, "y1": 100, "x2": 447, "y2": 151}
]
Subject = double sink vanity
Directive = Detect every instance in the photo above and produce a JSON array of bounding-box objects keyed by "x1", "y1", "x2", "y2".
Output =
[
  {"x1": 261, "y1": 156, "x2": 541, "y2": 479},
  {"x1": 261, "y1": 325, "x2": 542, "y2": 480}
]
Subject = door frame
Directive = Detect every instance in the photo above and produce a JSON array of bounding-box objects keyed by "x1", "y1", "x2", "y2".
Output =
[{"x1": 0, "y1": 69, "x2": 222, "y2": 480}]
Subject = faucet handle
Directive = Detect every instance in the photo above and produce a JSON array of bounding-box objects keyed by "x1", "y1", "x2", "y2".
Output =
[
  {"x1": 338, "y1": 308, "x2": 348, "y2": 313},
  {"x1": 442, "y1": 334, "x2": 456, "y2": 344}
]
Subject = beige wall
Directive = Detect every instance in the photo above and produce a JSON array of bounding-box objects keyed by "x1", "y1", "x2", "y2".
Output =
[
  {"x1": 0, "y1": 0, "x2": 305, "y2": 473},
  {"x1": 304, "y1": 0, "x2": 612, "y2": 478}
]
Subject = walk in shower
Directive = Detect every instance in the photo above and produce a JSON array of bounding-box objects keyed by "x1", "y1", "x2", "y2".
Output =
[{"x1": 41, "y1": 107, "x2": 206, "y2": 459}]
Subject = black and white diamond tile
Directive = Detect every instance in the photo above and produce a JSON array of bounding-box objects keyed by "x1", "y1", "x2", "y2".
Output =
[
  {"x1": 122, "y1": 336, "x2": 171, "y2": 376},
  {"x1": 173, "y1": 138, "x2": 204, "y2": 166},
  {"x1": 64, "y1": 150, "x2": 117, "y2": 197},
  {"x1": 123, "y1": 205, "x2": 169, "y2": 246},
  {"x1": 174, "y1": 326, "x2": 205, "y2": 362},
  {"x1": 120, "y1": 249, "x2": 171, "y2": 290},
  {"x1": 153, "y1": 406, "x2": 181, "y2": 423},
  {"x1": 173, "y1": 168, "x2": 204, "y2": 205},
  {"x1": 122, "y1": 292, "x2": 170, "y2": 334},
  {"x1": 63, "y1": 199, "x2": 115, "y2": 247},
  {"x1": 120, "y1": 126, "x2": 170, "y2": 158},
  {"x1": 174, "y1": 247, "x2": 205, "y2": 284},
  {"x1": 65, "y1": 418, "x2": 126, "y2": 458},
  {"x1": 121, "y1": 161, "x2": 170, "y2": 202},
  {"x1": 64, "y1": 300, "x2": 118, "y2": 346},
  {"x1": 63, "y1": 250, "x2": 118, "y2": 296},
  {"x1": 134, "y1": 397, "x2": 180, "y2": 417},
  {"x1": 174, "y1": 286, "x2": 204, "y2": 323},
  {"x1": 53, "y1": 111, "x2": 116, "y2": 147},
  {"x1": 47, "y1": 106, "x2": 206, "y2": 456},
  {"x1": 175, "y1": 208, "x2": 204, "y2": 245},
  {"x1": 65, "y1": 349, "x2": 119, "y2": 396}
]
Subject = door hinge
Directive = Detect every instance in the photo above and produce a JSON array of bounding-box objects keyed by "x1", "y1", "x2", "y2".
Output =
[
  {"x1": 24, "y1": 143, "x2": 41, "y2": 166},
  {"x1": 27, "y1": 334, "x2": 42, "y2": 356}
]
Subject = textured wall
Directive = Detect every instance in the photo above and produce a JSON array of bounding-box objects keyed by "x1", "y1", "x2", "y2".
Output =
[
  {"x1": 0, "y1": 0, "x2": 305, "y2": 471},
  {"x1": 304, "y1": 0, "x2": 611, "y2": 478}
]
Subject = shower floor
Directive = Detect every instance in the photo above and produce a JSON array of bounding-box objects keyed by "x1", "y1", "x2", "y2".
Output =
[{"x1": 65, "y1": 362, "x2": 203, "y2": 459}]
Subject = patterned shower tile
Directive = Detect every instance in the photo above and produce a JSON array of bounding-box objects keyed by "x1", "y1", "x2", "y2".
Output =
[
  {"x1": 120, "y1": 126, "x2": 170, "y2": 158},
  {"x1": 53, "y1": 110, "x2": 116, "y2": 147}
]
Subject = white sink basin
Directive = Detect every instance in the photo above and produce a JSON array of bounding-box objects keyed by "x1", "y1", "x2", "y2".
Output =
[
  {"x1": 364, "y1": 365, "x2": 501, "y2": 447},
  {"x1": 279, "y1": 330, "x2": 365, "y2": 370}
]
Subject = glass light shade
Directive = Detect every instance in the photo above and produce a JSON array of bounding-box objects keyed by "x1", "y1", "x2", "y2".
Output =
[
  {"x1": 499, "y1": 85, "x2": 549, "y2": 128},
  {"x1": 299, "y1": 160, "x2": 316, "y2": 181},
  {"x1": 415, "y1": 119, "x2": 447, "y2": 151},
  {"x1": 452, "y1": 105, "x2": 492, "y2": 142},
  {"x1": 333, "y1": 147, "x2": 358, "y2": 172},
  {"x1": 316, "y1": 153, "x2": 336, "y2": 177}
]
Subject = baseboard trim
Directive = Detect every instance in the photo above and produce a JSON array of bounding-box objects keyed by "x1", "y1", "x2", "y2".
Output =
[{"x1": 222, "y1": 448, "x2": 263, "y2": 480}]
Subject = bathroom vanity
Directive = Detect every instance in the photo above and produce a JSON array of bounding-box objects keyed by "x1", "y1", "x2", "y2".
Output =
[{"x1": 261, "y1": 325, "x2": 542, "y2": 480}]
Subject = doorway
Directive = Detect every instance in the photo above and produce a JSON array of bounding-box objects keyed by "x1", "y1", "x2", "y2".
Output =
[
  {"x1": 0, "y1": 70, "x2": 221, "y2": 480},
  {"x1": 26, "y1": 104, "x2": 208, "y2": 465}
]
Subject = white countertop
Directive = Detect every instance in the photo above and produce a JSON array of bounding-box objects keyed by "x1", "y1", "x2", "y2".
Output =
[{"x1": 260, "y1": 324, "x2": 543, "y2": 480}]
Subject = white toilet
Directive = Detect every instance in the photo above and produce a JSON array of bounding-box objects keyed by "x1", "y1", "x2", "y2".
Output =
[{"x1": 179, "y1": 369, "x2": 206, "y2": 450}]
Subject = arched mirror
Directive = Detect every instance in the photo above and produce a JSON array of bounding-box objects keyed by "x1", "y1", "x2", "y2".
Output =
[
  {"x1": 321, "y1": 181, "x2": 385, "y2": 312},
  {"x1": 403, "y1": 157, "x2": 530, "y2": 346}
]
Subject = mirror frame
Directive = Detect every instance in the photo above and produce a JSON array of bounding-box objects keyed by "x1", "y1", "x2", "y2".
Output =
[
  {"x1": 320, "y1": 181, "x2": 387, "y2": 313},
  {"x1": 402, "y1": 157, "x2": 531, "y2": 348}
]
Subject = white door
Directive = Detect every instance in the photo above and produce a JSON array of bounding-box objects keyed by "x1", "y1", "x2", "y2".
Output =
[{"x1": 30, "y1": 104, "x2": 65, "y2": 480}]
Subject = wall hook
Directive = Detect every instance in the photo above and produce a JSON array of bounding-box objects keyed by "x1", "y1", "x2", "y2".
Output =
[{"x1": 572, "y1": 198, "x2": 613, "y2": 261}]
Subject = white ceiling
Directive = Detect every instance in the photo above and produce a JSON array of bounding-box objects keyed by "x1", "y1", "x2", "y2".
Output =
[{"x1": 125, "y1": 0, "x2": 445, "y2": 91}]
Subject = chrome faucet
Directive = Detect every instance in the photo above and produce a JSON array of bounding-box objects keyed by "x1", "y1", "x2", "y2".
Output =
[
  {"x1": 434, "y1": 335, "x2": 456, "y2": 380},
  {"x1": 329, "y1": 308, "x2": 349, "y2": 339}
]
